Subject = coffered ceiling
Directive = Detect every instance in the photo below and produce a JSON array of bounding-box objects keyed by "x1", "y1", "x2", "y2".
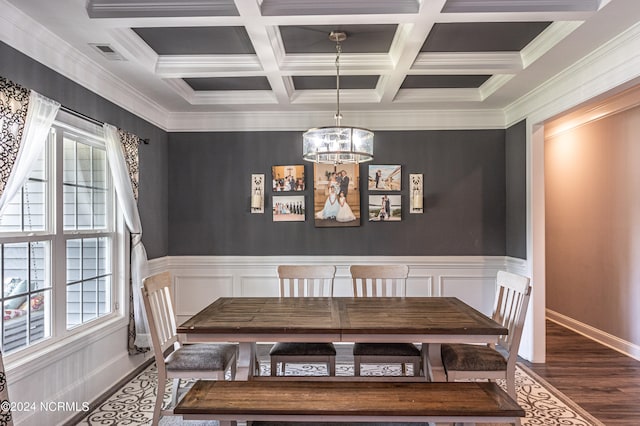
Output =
[{"x1": 4, "y1": 0, "x2": 640, "y2": 131}]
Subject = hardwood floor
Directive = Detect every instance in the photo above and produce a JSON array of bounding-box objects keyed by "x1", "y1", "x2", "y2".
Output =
[{"x1": 520, "y1": 320, "x2": 640, "y2": 425}]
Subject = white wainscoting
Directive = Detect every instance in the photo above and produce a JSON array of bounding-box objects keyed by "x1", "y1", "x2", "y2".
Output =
[{"x1": 164, "y1": 256, "x2": 510, "y2": 325}]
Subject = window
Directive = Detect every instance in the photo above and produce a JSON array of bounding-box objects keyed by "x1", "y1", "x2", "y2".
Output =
[{"x1": 0, "y1": 113, "x2": 118, "y2": 354}]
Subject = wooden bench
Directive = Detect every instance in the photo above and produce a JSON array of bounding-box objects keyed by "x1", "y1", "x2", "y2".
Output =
[{"x1": 174, "y1": 380, "x2": 525, "y2": 425}]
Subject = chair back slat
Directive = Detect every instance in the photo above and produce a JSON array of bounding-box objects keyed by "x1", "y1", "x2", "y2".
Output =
[
  {"x1": 493, "y1": 271, "x2": 531, "y2": 353},
  {"x1": 350, "y1": 265, "x2": 409, "y2": 297},
  {"x1": 277, "y1": 265, "x2": 336, "y2": 297},
  {"x1": 142, "y1": 272, "x2": 178, "y2": 367}
]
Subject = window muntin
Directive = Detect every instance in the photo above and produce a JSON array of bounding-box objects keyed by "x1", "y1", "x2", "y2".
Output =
[
  {"x1": 0, "y1": 148, "x2": 48, "y2": 233},
  {"x1": 0, "y1": 117, "x2": 118, "y2": 353},
  {"x1": 1, "y1": 241, "x2": 52, "y2": 352},
  {"x1": 63, "y1": 136, "x2": 108, "y2": 231},
  {"x1": 66, "y1": 237, "x2": 111, "y2": 328}
]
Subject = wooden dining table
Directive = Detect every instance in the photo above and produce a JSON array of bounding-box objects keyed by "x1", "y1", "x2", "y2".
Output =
[{"x1": 177, "y1": 296, "x2": 507, "y2": 382}]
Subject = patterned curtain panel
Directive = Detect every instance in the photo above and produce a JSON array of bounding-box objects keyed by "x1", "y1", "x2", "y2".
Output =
[
  {"x1": 119, "y1": 129, "x2": 147, "y2": 355},
  {"x1": 103, "y1": 125, "x2": 150, "y2": 355},
  {"x1": 0, "y1": 75, "x2": 31, "y2": 426},
  {"x1": 118, "y1": 129, "x2": 139, "y2": 202},
  {"x1": 0, "y1": 76, "x2": 30, "y2": 200}
]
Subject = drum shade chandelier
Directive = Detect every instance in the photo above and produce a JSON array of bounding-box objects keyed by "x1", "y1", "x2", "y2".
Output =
[{"x1": 302, "y1": 32, "x2": 374, "y2": 164}]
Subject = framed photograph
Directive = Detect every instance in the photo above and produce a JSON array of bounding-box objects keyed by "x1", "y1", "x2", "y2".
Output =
[
  {"x1": 368, "y1": 165, "x2": 401, "y2": 191},
  {"x1": 272, "y1": 195, "x2": 305, "y2": 222},
  {"x1": 272, "y1": 165, "x2": 305, "y2": 192},
  {"x1": 368, "y1": 194, "x2": 402, "y2": 221},
  {"x1": 313, "y1": 163, "x2": 360, "y2": 227}
]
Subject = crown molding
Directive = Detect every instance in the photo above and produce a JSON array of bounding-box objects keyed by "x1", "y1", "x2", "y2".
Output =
[
  {"x1": 0, "y1": 0, "x2": 169, "y2": 130},
  {"x1": 505, "y1": 21, "x2": 640, "y2": 127},
  {"x1": 544, "y1": 84, "x2": 640, "y2": 139},
  {"x1": 164, "y1": 108, "x2": 506, "y2": 132}
]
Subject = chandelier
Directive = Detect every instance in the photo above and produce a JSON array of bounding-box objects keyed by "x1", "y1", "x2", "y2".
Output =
[{"x1": 302, "y1": 32, "x2": 374, "y2": 164}]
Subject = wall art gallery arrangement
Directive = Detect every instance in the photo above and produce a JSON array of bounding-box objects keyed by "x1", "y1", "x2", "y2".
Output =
[{"x1": 252, "y1": 163, "x2": 424, "y2": 225}]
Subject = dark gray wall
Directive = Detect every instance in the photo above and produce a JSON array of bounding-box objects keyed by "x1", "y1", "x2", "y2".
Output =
[
  {"x1": 0, "y1": 41, "x2": 169, "y2": 259},
  {"x1": 505, "y1": 120, "x2": 527, "y2": 259},
  {"x1": 168, "y1": 130, "x2": 507, "y2": 256}
]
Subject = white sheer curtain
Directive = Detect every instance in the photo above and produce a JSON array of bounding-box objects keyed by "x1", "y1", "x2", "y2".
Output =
[
  {"x1": 0, "y1": 82, "x2": 59, "y2": 426},
  {"x1": 0, "y1": 91, "x2": 59, "y2": 213},
  {"x1": 103, "y1": 123, "x2": 150, "y2": 349}
]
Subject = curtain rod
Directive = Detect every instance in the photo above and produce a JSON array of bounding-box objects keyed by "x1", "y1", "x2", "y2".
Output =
[{"x1": 60, "y1": 105, "x2": 149, "y2": 144}]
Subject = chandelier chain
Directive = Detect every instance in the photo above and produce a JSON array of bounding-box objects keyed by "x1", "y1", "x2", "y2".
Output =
[{"x1": 335, "y1": 39, "x2": 342, "y2": 126}]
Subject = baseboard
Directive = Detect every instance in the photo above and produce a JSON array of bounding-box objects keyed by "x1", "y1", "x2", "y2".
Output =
[
  {"x1": 546, "y1": 309, "x2": 640, "y2": 361},
  {"x1": 62, "y1": 357, "x2": 155, "y2": 426}
]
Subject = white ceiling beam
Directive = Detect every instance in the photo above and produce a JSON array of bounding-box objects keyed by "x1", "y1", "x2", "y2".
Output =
[
  {"x1": 411, "y1": 52, "x2": 523, "y2": 74},
  {"x1": 377, "y1": 0, "x2": 449, "y2": 104},
  {"x1": 155, "y1": 55, "x2": 263, "y2": 78},
  {"x1": 394, "y1": 88, "x2": 482, "y2": 103},
  {"x1": 278, "y1": 53, "x2": 392, "y2": 75},
  {"x1": 233, "y1": 0, "x2": 291, "y2": 105},
  {"x1": 521, "y1": 21, "x2": 583, "y2": 68},
  {"x1": 86, "y1": 0, "x2": 239, "y2": 18},
  {"x1": 440, "y1": 0, "x2": 599, "y2": 14},
  {"x1": 291, "y1": 89, "x2": 380, "y2": 105}
]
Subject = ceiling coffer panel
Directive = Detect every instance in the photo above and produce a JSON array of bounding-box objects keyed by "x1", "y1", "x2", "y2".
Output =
[
  {"x1": 280, "y1": 25, "x2": 397, "y2": 54},
  {"x1": 132, "y1": 27, "x2": 255, "y2": 55},
  {"x1": 401, "y1": 75, "x2": 491, "y2": 89},
  {"x1": 293, "y1": 76, "x2": 380, "y2": 90},
  {"x1": 184, "y1": 77, "x2": 272, "y2": 91},
  {"x1": 441, "y1": 0, "x2": 599, "y2": 13},
  {"x1": 261, "y1": 0, "x2": 419, "y2": 16},
  {"x1": 422, "y1": 22, "x2": 552, "y2": 52}
]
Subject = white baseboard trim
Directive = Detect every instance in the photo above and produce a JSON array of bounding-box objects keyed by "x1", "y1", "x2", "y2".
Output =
[{"x1": 547, "y1": 309, "x2": 640, "y2": 361}]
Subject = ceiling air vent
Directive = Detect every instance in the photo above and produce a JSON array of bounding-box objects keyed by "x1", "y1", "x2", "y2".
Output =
[{"x1": 90, "y1": 43, "x2": 126, "y2": 61}]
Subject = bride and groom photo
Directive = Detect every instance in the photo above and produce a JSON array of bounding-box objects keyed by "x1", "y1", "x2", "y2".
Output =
[
  {"x1": 368, "y1": 194, "x2": 402, "y2": 221},
  {"x1": 313, "y1": 163, "x2": 360, "y2": 227}
]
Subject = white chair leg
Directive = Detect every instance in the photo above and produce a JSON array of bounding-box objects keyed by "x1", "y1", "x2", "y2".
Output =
[{"x1": 153, "y1": 369, "x2": 167, "y2": 426}]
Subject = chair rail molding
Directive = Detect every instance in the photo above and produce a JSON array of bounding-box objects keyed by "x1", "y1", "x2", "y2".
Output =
[{"x1": 165, "y1": 255, "x2": 511, "y2": 321}]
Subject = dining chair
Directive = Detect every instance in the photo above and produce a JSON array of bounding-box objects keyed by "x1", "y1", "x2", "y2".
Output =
[
  {"x1": 349, "y1": 264, "x2": 422, "y2": 376},
  {"x1": 142, "y1": 271, "x2": 237, "y2": 426},
  {"x1": 269, "y1": 265, "x2": 337, "y2": 376},
  {"x1": 439, "y1": 270, "x2": 532, "y2": 399}
]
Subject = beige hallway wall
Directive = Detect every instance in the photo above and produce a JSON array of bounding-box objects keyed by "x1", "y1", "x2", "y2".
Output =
[{"x1": 545, "y1": 102, "x2": 640, "y2": 346}]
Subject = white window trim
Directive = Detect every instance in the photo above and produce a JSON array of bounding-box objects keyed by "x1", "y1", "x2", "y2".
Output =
[{"x1": 0, "y1": 115, "x2": 126, "y2": 366}]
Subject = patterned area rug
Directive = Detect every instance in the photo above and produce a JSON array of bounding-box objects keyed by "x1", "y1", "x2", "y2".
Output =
[{"x1": 77, "y1": 361, "x2": 603, "y2": 426}]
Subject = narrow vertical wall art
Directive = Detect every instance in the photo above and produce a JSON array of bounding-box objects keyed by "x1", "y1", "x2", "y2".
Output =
[
  {"x1": 251, "y1": 174, "x2": 264, "y2": 213},
  {"x1": 410, "y1": 173, "x2": 423, "y2": 214}
]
